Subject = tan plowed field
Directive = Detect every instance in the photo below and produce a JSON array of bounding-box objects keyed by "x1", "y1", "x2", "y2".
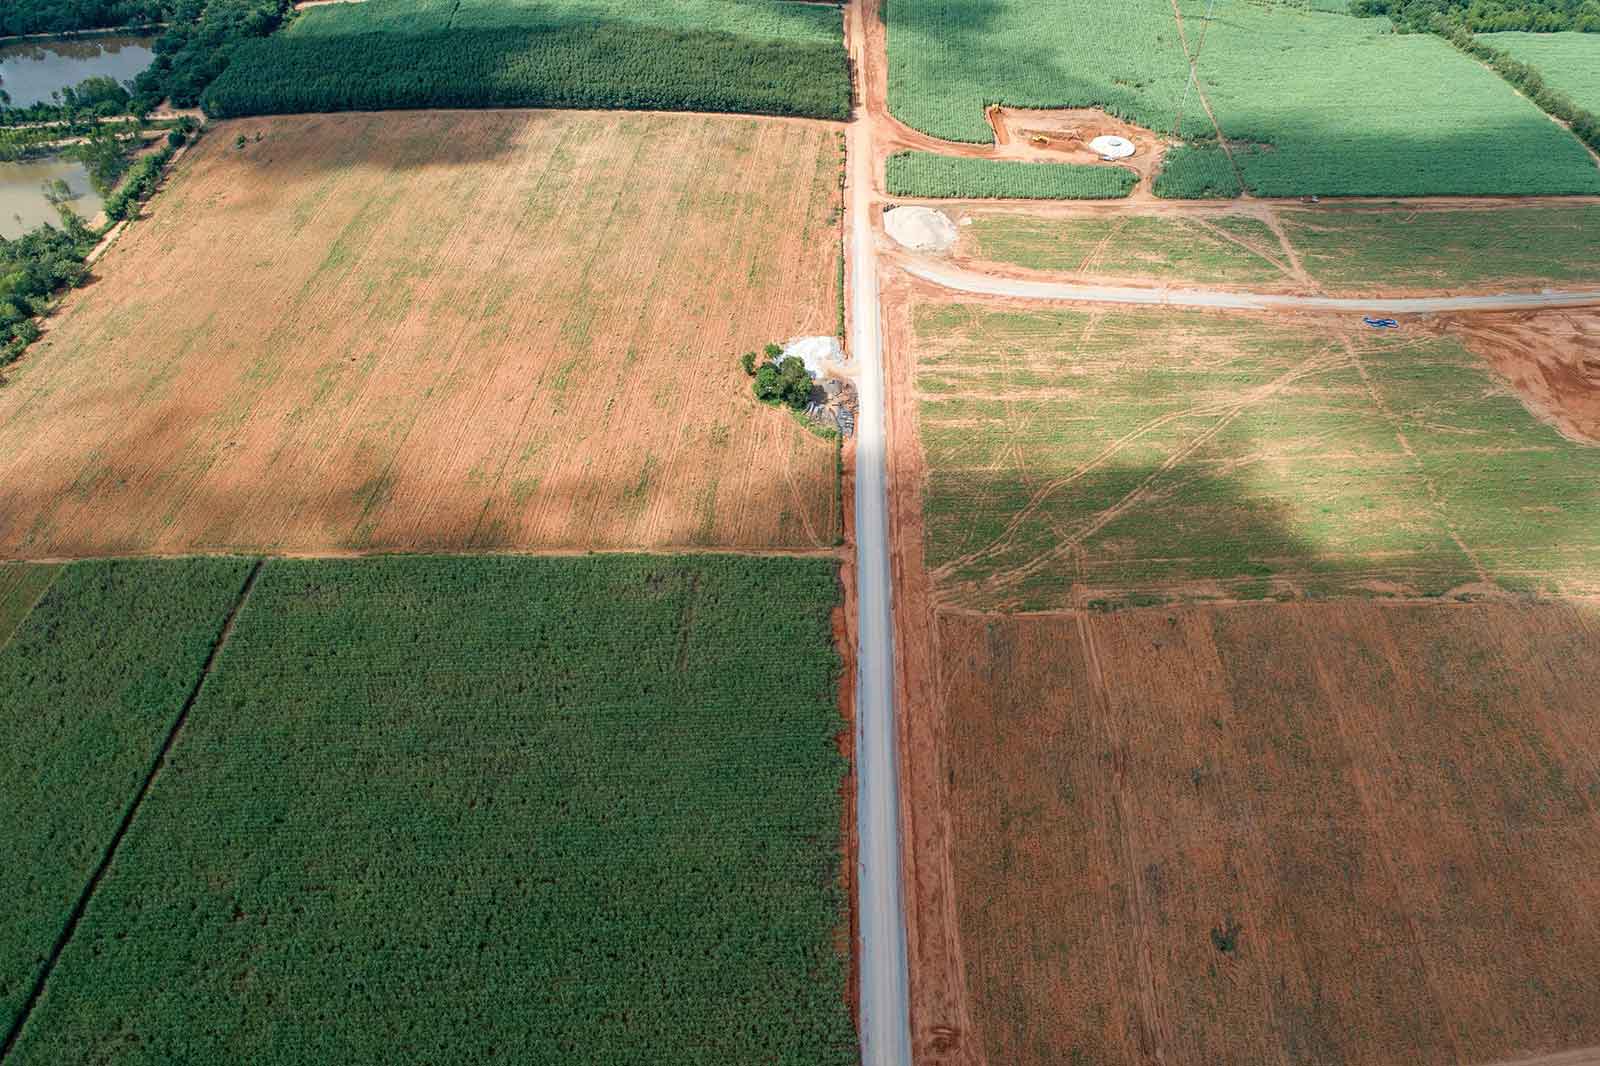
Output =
[
  {"x1": 0, "y1": 110, "x2": 844, "y2": 557},
  {"x1": 927, "y1": 602, "x2": 1600, "y2": 1066}
]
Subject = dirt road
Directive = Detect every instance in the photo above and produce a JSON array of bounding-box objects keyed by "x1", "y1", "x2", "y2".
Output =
[{"x1": 899, "y1": 255, "x2": 1600, "y2": 313}]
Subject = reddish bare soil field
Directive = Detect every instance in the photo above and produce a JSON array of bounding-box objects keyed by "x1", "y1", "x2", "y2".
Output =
[
  {"x1": 918, "y1": 602, "x2": 1600, "y2": 1066},
  {"x1": 0, "y1": 110, "x2": 844, "y2": 557}
]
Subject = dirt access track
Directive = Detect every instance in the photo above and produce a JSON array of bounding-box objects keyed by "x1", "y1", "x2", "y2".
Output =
[{"x1": 0, "y1": 110, "x2": 846, "y2": 558}]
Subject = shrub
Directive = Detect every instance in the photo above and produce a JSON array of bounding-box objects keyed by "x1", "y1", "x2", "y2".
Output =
[{"x1": 740, "y1": 351, "x2": 757, "y2": 375}]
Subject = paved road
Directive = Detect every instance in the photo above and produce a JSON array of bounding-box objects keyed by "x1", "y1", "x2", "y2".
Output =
[
  {"x1": 849, "y1": 118, "x2": 915, "y2": 1066},
  {"x1": 902, "y1": 257, "x2": 1600, "y2": 313}
]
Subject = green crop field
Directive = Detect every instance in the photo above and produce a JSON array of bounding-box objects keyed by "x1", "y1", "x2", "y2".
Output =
[
  {"x1": 205, "y1": 0, "x2": 848, "y2": 119},
  {"x1": 955, "y1": 210, "x2": 1292, "y2": 284},
  {"x1": 912, "y1": 304, "x2": 1600, "y2": 611},
  {"x1": 0, "y1": 558, "x2": 254, "y2": 1043},
  {"x1": 952, "y1": 204, "x2": 1600, "y2": 290},
  {"x1": 1278, "y1": 203, "x2": 1600, "y2": 290},
  {"x1": 886, "y1": 152, "x2": 1136, "y2": 199},
  {"x1": 6, "y1": 554, "x2": 855, "y2": 1065},
  {"x1": 886, "y1": 0, "x2": 1205, "y2": 143},
  {"x1": 1183, "y1": 3, "x2": 1600, "y2": 196},
  {"x1": 1482, "y1": 31, "x2": 1600, "y2": 112},
  {"x1": 887, "y1": 0, "x2": 1600, "y2": 196}
]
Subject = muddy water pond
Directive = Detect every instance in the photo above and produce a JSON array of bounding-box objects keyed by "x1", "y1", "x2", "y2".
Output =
[
  {"x1": 0, "y1": 34, "x2": 155, "y2": 108},
  {"x1": 0, "y1": 156, "x2": 101, "y2": 238}
]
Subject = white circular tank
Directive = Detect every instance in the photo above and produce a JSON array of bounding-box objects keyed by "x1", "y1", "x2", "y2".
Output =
[{"x1": 1088, "y1": 135, "x2": 1136, "y2": 159}]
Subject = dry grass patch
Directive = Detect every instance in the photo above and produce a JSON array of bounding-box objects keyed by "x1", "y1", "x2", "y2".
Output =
[{"x1": 0, "y1": 110, "x2": 844, "y2": 556}]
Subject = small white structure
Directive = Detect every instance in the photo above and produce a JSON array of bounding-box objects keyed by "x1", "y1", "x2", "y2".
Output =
[
  {"x1": 782, "y1": 335, "x2": 846, "y2": 379},
  {"x1": 884, "y1": 205, "x2": 959, "y2": 252},
  {"x1": 1088, "y1": 135, "x2": 1136, "y2": 160}
]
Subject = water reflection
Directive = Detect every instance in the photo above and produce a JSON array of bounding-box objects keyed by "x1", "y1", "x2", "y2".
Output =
[
  {"x1": 0, "y1": 35, "x2": 155, "y2": 109},
  {"x1": 0, "y1": 156, "x2": 100, "y2": 238}
]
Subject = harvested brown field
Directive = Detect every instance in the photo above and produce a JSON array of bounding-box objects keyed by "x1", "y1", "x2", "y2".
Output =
[
  {"x1": 912, "y1": 602, "x2": 1600, "y2": 1066},
  {"x1": 0, "y1": 110, "x2": 845, "y2": 557}
]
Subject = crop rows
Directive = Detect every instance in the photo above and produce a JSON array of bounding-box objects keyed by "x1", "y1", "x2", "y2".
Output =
[
  {"x1": 0, "y1": 558, "x2": 254, "y2": 1042},
  {"x1": 887, "y1": 152, "x2": 1136, "y2": 199},
  {"x1": 9, "y1": 555, "x2": 856, "y2": 1065},
  {"x1": 205, "y1": 0, "x2": 849, "y2": 119}
]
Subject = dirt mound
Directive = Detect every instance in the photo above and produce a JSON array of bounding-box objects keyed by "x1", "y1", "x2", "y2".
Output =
[
  {"x1": 885, "y1": 205, "x2": 959, "y2": 252},
  {"x1": 1443, "y1": 308, "x2": 1600, "y2": 444}
]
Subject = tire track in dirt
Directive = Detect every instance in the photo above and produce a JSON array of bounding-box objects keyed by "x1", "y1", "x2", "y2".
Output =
[{"x1": 932, "y1": 350, "x2": 1347, "y2": 589}]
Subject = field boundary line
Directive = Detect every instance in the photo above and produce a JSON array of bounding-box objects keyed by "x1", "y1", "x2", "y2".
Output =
[
  {"x1": 0, "y1": 546, "x2": 851, "y2": 565},
  {"x1": 0, "y1": 559, "x2": 264, "y2": 1064}
]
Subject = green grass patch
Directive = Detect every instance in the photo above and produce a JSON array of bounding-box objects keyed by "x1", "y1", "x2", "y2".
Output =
[
  {"x1": 10, "y1": 554, "x2": 856, "y2": 1065},
  {"x1": 1280, "y1": 203, "x2": 1600, "y2": 289},
  {"x1": 887, "y1": 151, "x2": 1137, "y2": 200},
  {"x1": 959, "y1": 211, "x2": 1290, "y2": 283},
  {"x1": 205, "y1": 0, "x2": 849, "y2": 120},
  {"x1": 914, "y1": 305, "x2": 1600, "y2": 609},
  {"x1": 0, "y1": 558, "x2": 254, "y2": 1041},
  {"x1": 1482, "y1": 31, "x2": 1600, "y2": 112}
]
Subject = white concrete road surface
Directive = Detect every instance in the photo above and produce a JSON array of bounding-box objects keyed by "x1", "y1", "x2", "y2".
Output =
[
  {"x1": 849, "y1": 122, "x2": 915, "y2": 1066},
  {"x1": 902, "y1": 257, "x2": 1600, "y2": 314}
]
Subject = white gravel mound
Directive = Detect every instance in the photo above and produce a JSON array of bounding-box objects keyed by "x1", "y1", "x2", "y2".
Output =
[
  {"x1": 782, "y1": 335, "x2": 847, "y2": 378},
  {"x1": 884, "y1": 205, "x2": 959, "y2": 252}
]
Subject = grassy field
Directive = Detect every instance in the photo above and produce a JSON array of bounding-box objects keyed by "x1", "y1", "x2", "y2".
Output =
[
  {"x1": 0, "y1": 111, "x2": 844, "y2": 557},
  {"x1": 7, "y1": 554, "x2": 854, "y2": 1065},
  {"x1": 1279, "y1": 203, "x2": 1600, "y2": 291},
  {"x1": 951, "y1": 204, "x2": 1600, "y2": 291},
  {"x1": 886, "y1": 0, "x2": 1600, "y2": 196},
  {"x1": 1483, "y1": 31, "x2": 1600, "y2": 112},
  {"x1": 953, "y1": 210, "x2": 1291, "y2": 284},
  {"x1": 910, "y1": 302, "x2": 1600, "y2": 610},
  {"x1": 0, "y1": 558, "x2": 254, "y2": 1044},
  {"x1": 885, "y1": 152, "x2": 1135, "y2": 199},
  {"x1": 935, "y1": 602, "x2": 1600, "y2": 1066},
  {"x1": 206, "y1": 0, "x2": 848, "y2": 119}
]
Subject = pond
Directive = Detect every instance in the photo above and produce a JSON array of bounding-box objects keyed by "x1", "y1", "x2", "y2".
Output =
[
  {"x1": 0, "y1": 155, "x2": 102, "y2": 238},
  {"x1": 0, "y1": 34, "x2": 156, "y2": 109}
]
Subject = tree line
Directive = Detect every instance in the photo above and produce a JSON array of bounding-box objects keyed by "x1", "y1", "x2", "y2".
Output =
[
  {"x1": 1353, "y1": 0, "x2": 1600, "y2": 32},
  {"x1": 0, "y1": 0, "x2": 163, "y2": 38}
]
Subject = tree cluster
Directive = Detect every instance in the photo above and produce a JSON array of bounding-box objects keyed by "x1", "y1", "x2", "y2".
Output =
[
  {"x1": 133, "y1": 0, "x2": 293, "y2": 109},
  {"x1": 1353, "y1": 0, "x2": 1600, "y2": 32},
  {"x1": 743, "y1": 342, "x2": 815, "y2": 411},
  {"x1": 1, "y1": 212, "x2": 94, "y2": 367}
]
